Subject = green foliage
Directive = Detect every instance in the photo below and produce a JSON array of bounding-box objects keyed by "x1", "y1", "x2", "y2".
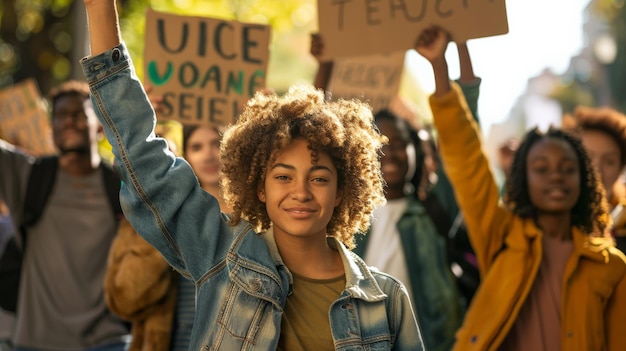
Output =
[
  {"x1": 593, "y1": 0, "x2": 625, "y2": 23},
  {"x1": 0, "y1": 0, "x2": 75, "y2": 90}
]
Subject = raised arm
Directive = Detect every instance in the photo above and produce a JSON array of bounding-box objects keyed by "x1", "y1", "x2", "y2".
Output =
[
  {"x1": 415, "y1": 26, "x2": 511, "y2": 273},
  {"x1": 456, "y1": 42, "x2": 475, "y2": 84},
  {"x1": 310, "y1": 33, "x2": 334, "y2": 91},
  {"x1": 455, "y1": 41, "x2": 481, "y2": 124},
  {"x1": 83, "y1": 0, "x2": 121, "y2": 56},
  {"x1": 80, "y1": 0, "x2": 229, "y2": 281},
  {"x1": 415, "y1": 27, "x2": 451, "y2": 97}
]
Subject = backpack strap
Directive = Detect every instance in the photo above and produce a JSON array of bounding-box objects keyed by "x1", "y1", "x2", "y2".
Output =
[
  {"x1": 21, "y1": 156, "x2": 59, "y2": 234},
  {"x1": 22, "y1": 158, "x2": 123, "y2": 234},
  {"x1": 0, "y1": 156, "x2": 59, "y2": 313}
]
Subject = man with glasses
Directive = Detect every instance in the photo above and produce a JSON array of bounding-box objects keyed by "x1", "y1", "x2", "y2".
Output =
[{"x1": 0, "y1": 81, "x2": 129, "y2": 351}]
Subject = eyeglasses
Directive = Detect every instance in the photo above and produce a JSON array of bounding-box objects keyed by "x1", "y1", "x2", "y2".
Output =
[{"x1": 52, "y1": 110, "x2": 88, "y2": 125}]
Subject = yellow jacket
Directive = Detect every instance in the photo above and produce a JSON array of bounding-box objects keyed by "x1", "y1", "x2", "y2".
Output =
[{"x1": 430, "y1": 84, "x2": 626, "y2": 351}]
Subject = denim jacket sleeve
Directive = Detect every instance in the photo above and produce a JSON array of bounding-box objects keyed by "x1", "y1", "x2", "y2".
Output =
[
  {"x1": 80, "y1": 44, "x2": 228, "y2": 282},
  {"x1": 392, "y1": 281, "x2": 425, "y2": 351}
]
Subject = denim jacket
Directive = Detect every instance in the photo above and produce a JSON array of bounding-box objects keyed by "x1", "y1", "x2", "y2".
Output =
[
  {"x1": 354, "y1": 195, "x2": 462, "y2": 351},
  {"x1": 80, "y1": 43, "x2": 423, "y2": 351}
]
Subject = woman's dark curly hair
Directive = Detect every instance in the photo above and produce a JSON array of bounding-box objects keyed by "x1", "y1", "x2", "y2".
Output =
[
  {"x1": 220, "y1": 85, "x2": 387, "y2": 249},
  {"x1": 503, "y1": 127, "x2": 611, "y2": 235}
]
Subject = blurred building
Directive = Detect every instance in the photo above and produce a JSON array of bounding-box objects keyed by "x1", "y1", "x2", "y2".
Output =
[{"x1": 483, "y1": 0, "x2": 618, "y2": 185}]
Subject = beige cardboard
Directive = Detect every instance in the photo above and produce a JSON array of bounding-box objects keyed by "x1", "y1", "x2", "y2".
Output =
[
  {"x1": 0, "y1": 78, "x2": 55, "y2": 155},
  {"x1": 327, "y1": 51, "x2": 405, "y2": 113},
  {"x1": 318, "y1": 0, "x2": 509, "y2": 59},
  {"x1": 144, "y1": 8, "x2": 271, "y2": 126}
]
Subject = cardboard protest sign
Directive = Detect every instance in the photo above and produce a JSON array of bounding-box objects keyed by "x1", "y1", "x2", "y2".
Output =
[
  {"x1": 318, "y1": 0, "x2": 508, "y2": 59},
  {"x1": 0, "y1": 78, "x2": 55, "y2": 155},
  {"x1": 327, "y1": 51, "x2": 405, "y2": 113},
  {"x1": 144, "y1": 8, "x2": 271, "y2": 126}
]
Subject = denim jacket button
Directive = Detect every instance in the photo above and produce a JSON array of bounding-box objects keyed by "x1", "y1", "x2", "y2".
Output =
[
  {"x1": 249, "y1": 278, "x2": 262, "y2": 291},
  {"x1": 111, "y1": 48, "x2": 121, "y2": 62}
]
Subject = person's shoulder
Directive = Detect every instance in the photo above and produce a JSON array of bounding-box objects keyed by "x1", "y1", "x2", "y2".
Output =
[
  {"x1": 366, "y1": 265, "x2": 407, "y2": 292},
  {"x1": 601, "y1": 247, "x2": 626, "y2": 289},
  {"x1": 0, "y1": 139, "x2": 39, "y2": 167},
  {"x1": 591, "y1": 242, "x2": 626, "y2": 281},
  {"x1": 231, "y1": 221, "x2": 272, "y2": 258},
  {"x1": 344, "y1": 249, "x2": 397, "y2": 284},
  {"x1": 608, "y1": 245, "x2": 626, "y2": 265}
]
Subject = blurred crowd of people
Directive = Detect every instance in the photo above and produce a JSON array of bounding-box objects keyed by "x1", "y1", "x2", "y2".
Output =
[{"x1": 0, "y1": 1, "x2": 625, "y2": 350}]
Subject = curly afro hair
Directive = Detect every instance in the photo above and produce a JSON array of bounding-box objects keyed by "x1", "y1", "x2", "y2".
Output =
[
  {"x1": 571, "y1": 105, "x2": 626, "y2": 168},
  {"x1": 219, "y1": 85, "x2": 387, "y2": 249},
  {"x1": 503, "y1": 127, "x2": 611, "y2": 235}
]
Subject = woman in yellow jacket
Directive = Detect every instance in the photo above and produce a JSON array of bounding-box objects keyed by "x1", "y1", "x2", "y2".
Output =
[{"x1": 415, "y1": 26, "x2": 626, "y2": 351}]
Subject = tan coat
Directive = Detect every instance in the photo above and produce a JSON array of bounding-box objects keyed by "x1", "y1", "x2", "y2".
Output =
[
  {"x1": 104, "y1": 218, "x2": 178, "y2": 351},
  {"x1": 430, "y1": 84, "x2": 626, "y2": 351}
]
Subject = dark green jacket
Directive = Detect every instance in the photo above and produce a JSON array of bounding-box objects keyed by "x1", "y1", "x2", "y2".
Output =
[{"x1": 354, "y1": 194, "x2": 463, "y2": 351}]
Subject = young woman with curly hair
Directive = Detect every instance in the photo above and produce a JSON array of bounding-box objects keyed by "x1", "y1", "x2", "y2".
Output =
[
  {"x1": 416, "y1": 25, "x2": 626, "y2": 351},
  {"x1": 79, "y1": 1, "x2": 422, "y2": 350}
]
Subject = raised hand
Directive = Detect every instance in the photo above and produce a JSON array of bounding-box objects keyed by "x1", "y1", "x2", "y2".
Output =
[
  {"x1": 83, "y1": 0, "x2": 121, "y2": 56},
  {"x1": 415, "y1": 25, "x2": 452, "y2": 96},
  {"x1": 414, "y1": 25, "x2": 450, "y2": 64},
  {"x1": 310, "y1": 33, "x2": 327, "y2": 63},
  {"x1": 309, "y1": 33, "x2": 334, "y2": 90}
]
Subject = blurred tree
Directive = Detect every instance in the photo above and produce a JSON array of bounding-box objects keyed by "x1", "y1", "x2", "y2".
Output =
[
  {"x1": 593, "y1": 0, "x2": 626, "y2": 111},
  {"x1": 0, "y1": 0, "x2": 318, "y2": 95},
  {"x1": 0, "y1": 0, "x2": 77, "y2": 93}
]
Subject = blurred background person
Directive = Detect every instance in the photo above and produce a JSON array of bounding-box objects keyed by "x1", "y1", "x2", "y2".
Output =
[
  {"x1": 0, "y1": 80, "x2": 129, "y2": 351},
  {"x1": 354, "y1": 109, "x2": 462, "y2": 351},
  {"x1": 564, "y1": 106, "x2": 626, "y2": 252}
]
